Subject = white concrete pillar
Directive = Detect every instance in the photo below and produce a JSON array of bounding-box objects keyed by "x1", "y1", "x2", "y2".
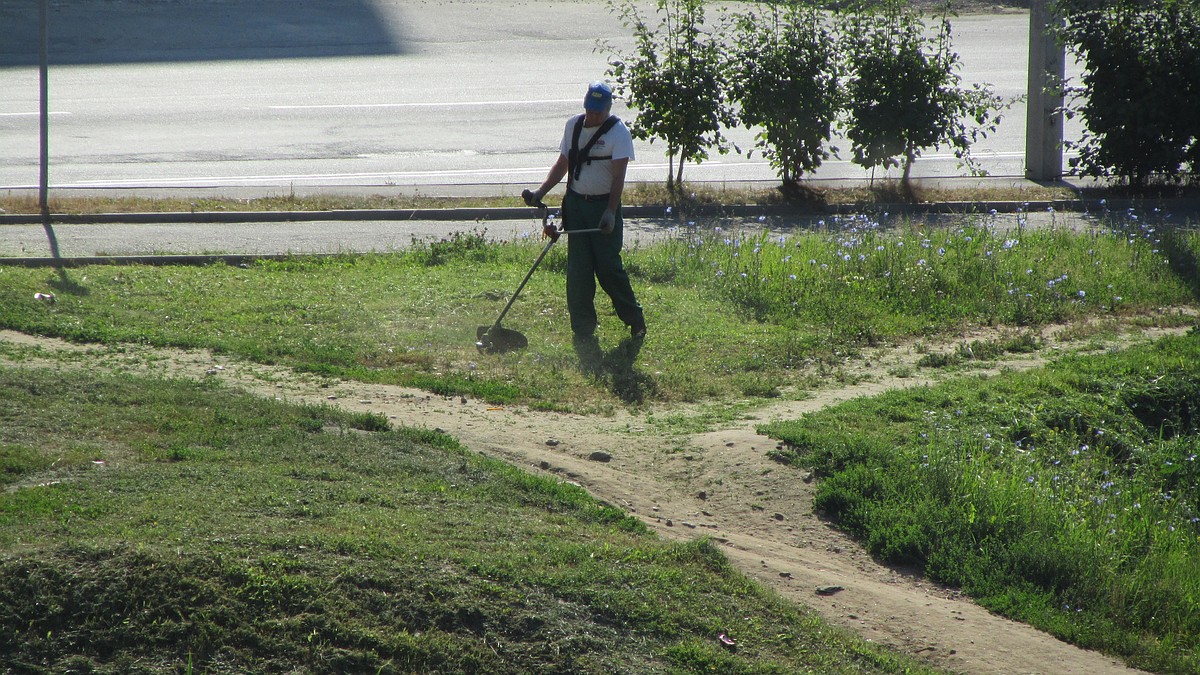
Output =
[{"x1": 1025, "y1": 0, "x2": 1066, "y2": 181}]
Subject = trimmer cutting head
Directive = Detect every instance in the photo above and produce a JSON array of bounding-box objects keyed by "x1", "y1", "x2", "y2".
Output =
[{"x1": 476, "y1": 324, "x2": 528, "y2": 353}]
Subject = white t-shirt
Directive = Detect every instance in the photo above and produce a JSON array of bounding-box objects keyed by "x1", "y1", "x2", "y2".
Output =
[{"x1": 558, "y1": 114, "x2": 635, "y2": 196}]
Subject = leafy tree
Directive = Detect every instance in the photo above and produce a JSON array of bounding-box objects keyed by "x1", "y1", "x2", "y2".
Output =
[
  {"x1": 840, "y1": 1, "x2": 1007, "y2": 188},
  {"x1": 728, "y1": 1, "x2": 843, "y2": 191},
  {"x1": 1052, "y1": 0, "x2": 1200, "y2": 185},
  {"x1": 605, "y1": 0, "x2": 735, "y2": 190}
]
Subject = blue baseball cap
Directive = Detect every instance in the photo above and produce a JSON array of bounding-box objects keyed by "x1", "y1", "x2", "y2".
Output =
[{"x1": 584, "y1": 81, "x2": 613, "y2": 111}]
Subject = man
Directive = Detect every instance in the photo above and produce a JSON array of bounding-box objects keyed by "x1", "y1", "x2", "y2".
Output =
[{"x1": 525, "y1": 81, "x2": 647, "y2": 341}]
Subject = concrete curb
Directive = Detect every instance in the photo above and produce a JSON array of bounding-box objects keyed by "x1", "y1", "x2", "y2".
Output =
[
  {"x1": 0, "y1": 207, "x2": 531, "y2": 226},
  {"x1": 3, "y1": 197, "x2": 1199, "y2": 226}
]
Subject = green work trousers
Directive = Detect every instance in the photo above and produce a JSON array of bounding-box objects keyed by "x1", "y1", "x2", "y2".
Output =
[{"x1": 561, "y1": 190, "x2": 645, "y2": 336}]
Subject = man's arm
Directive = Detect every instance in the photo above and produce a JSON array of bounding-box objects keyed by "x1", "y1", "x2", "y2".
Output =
[
  {"x1": 607, "y1": 157, "x2": 629, "y2": 212},
  {"x1": 534, "y1": 154, "x2": 570, "y2": 201},
  {"x1": 597, "y1": 157, "x2": 629, "y2": 235}
]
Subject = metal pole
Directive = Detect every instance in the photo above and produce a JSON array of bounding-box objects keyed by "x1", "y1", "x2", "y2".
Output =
[
  {"x1": 1025, "y1": 0, "x2": 1066, "y2": 181},
  {"x1": 39, "y1": 0, "x2": 50, "y2": 221}
]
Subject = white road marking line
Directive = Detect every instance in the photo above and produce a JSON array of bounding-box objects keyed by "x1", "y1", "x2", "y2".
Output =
[
  {"x1": 268, "y1": 99, "x2": 576, "y2": 110},
  {"x1": 36, "y1": 163, "x2": 759, "y2": 188},
  {"x1": 0, "y1": 111, "x2": 72, "y2": 117}
]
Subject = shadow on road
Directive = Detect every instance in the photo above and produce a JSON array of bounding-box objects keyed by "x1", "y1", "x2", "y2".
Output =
[{"x1": 0, "y1": 0, "x2": 407, "y2": 66}]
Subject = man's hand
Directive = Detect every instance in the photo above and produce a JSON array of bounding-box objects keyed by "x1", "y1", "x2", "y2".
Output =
[
  {"x1": 522, "y1": 188, "x2": 546, "y2": 208},
  {"x1": 599, "y1": 209, "x2": 616, "y2": 235},
  {"x1": 542, "y1": 222, "x2": 560, "y2": 242}
]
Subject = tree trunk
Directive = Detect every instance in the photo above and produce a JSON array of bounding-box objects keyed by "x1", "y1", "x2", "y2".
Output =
[{"x1": 901, "y1": 148, "x2": 916, "y2": 201}]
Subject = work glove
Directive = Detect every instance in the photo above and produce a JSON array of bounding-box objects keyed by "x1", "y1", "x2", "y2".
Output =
[
  {"x1": 599, "y1": 209, "x2": 616, "y2": 235},
  {"x1": 522, "y1": 188, "x2": 545, "y2": 208}
]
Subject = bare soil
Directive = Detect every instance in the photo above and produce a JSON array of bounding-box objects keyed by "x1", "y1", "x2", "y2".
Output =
[{"x1": 4, "y1": 318, "x2": 1189, "y2": 674}]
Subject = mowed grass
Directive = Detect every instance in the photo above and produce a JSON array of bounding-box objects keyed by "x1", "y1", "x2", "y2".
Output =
[
  {"x1": 1, "y1": 211, "x2": 1197, "y2": 410},
  {"x1": 0, "y1": 366, "x2": 932, "y2": 674},
  {"x1": 762, "y1": 332, "x2": 1200, "y2": 673}
]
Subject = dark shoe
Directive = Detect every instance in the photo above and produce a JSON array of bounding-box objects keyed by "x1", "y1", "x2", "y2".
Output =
[{"x1": 630, "y1": 324, "x2": 647, "y2": 340}]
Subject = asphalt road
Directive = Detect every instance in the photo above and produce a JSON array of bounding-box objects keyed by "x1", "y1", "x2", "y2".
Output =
[{"x1": 1, "y1": 1, "x2": 1082, "y2": 193}]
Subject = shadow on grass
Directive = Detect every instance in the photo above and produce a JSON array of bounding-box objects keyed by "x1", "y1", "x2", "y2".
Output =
[
  {"x1": 41, "y1": 221, "x2": 89, "y2": 297},
  {"x1": 1160, "y1": 226, "x2": 1200, "y2": 302},
  {"x1": 48, "y1": 272, "x2": 89, "y2": 297},
  {"x1": 574, "y1": 335, "x2": 657, "y2": 404}
]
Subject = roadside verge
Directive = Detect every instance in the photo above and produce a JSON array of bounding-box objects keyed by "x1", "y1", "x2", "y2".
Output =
[{"x1": 3, "y1": 196, "x2": 1200, "y2": 227}]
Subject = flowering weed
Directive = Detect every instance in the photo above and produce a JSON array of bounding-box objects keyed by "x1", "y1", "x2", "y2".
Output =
[{"x1": 633, "y1": 212, "x2": 1196, "y2": 344}]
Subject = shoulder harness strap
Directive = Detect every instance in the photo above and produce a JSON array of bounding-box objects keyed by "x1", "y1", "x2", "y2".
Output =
[{"x1": 568, "y1": 116, "x2": 621, "y2": 185}]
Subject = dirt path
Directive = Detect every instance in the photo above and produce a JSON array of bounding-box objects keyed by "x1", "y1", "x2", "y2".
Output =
[{"x1": 3, "y1": 324, "x2": 1182, "y2": 674}]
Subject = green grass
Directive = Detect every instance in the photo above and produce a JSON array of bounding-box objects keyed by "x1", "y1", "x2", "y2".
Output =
[
  {"x1": 761, "y1": 331, "x2": 1200, "y2": 673},
  {"x1": 0, "y1": 366, "x2": 932, "y2": 674},
  {"x1": 2, "y1": 213, "x2": 1198, "y2": 672},
  {"x1": 637, "y1": 215, "x2": 1194, "y2": 334},
  {"x1": 1, "y1": 216, "x2": 1197, "y2": 410},
  {"x1": 912, "y1": 332, "x2": 1041, "y2": 370}
]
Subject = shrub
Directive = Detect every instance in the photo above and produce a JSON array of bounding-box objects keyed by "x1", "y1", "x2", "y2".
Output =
[
  {"x1": 728, "y1": 2, "x2": 842, "y2": 189},
  {"x1": 604, "y1": 0, "x2": 1011, "y2": 193},
  {"x1": 1053, "y1": 0, "x2": 1200, "y2": 185},
  {"x1": 605, "y1": 0, "x2": 736, "y2": 190},
  {"x1": 839, "y1": 0, "x2": 1007, "y2": 188}
]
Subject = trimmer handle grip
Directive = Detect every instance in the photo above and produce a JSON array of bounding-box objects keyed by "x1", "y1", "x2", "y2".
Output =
[{"x1": 521, "y1": 189, "x2": 548, "y2": 210}]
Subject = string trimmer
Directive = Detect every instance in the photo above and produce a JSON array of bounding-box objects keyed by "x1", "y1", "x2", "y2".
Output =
[{"x1": 475, "y1": 191, "x2": 599, "y2": 353}]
